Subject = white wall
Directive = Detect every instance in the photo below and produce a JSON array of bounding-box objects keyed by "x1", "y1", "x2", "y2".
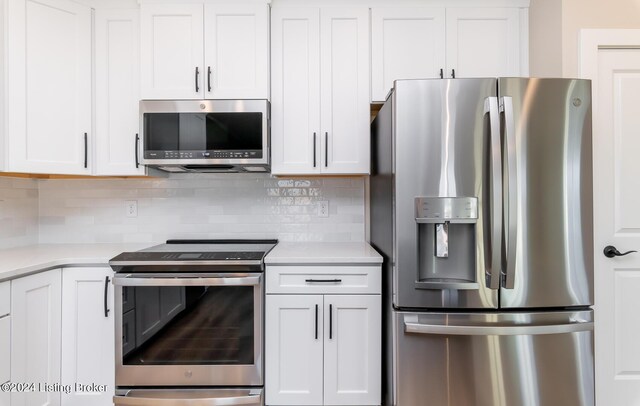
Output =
[
  {"x1": 37, "y1": 174, "x2": 365, "y2": 244},
  {"x1": 529, "y1": 0, "x2": 640, "y2": 78},
  {"x1": 0, "y1": 177, "x2": 39, "y2": 249}
]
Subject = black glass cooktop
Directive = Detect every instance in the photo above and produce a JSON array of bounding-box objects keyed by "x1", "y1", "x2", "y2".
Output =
[{"x1": 109, "y1": 239, "x2": 278, "y2": 264}]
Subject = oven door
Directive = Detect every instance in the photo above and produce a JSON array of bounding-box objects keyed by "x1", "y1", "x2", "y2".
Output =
[{"x1": 114, "y1": 273, "x2": 263, "y2": 387}]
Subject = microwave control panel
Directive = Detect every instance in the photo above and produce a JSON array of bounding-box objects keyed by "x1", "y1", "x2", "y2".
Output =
[{"x1": 145, "y1": 151, "x2": 262, "y2": 159}]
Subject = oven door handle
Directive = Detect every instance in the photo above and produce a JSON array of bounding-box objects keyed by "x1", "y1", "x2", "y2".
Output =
[
  {"x1": 113, "y1": 393, "x2": 262, "y2": 405},
  {"x1": 112, "y1": 275, "x2": 261, "y2": 287}
]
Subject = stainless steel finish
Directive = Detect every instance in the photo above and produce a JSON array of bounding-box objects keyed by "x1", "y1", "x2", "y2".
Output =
[
  {"x1": 140, "y1": 99, "x2": 270, "y2": 167},
  {"x1": 434, "y1": 223, "x2": 448, "y2": 258},
  {"x1": 414, "y1": 279, "x2": 479, "y2": 290},
  {"x1": 394, "y1": 310, "x2": 594, "y2": 406},
  {"x1": 114, "y1": 388, "x2": 263, "y2": 406},
  {"x1": 114, "y1": 274, "x2": 264, "y2": 386},
  {"x1": 393, "y1": 78, "x2": 499, "y2": 309},
  {"x1": 500, "y1": 96, "x2": 518, "y2": 290},
  {"x1": 485, "y1": 97, "x2": 502, "y2": 290},
  {"x1": 414, "y1": 197, "x2": 478, "y2": 223},
  {"x1": 109, "y1": 260, "x2": 262, "y2": 267},
  {"x1": 113, "y1": 273, "x2": 261, "y2": 287},
  {"x1": 499, "y1": 78, "x2": 593, "y2": 308}
]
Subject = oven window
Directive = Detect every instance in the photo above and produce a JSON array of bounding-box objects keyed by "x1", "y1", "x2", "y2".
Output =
[
  {"x1": 122, "y1": 286, "x2": 254, "y2": 365},
  {"x1": 144, "y1": 113, "x2": 263, "y2": 151}
]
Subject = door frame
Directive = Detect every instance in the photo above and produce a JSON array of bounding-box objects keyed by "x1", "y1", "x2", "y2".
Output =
[{"x1": 579, "y1": 28, "x2": 640, "y2": 405}]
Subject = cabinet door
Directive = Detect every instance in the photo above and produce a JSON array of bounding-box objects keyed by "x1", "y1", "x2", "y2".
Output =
[
  {"x1": 95, "y1": 9, "x2": 144, "y2": 176},
  {"x1": 445, "y1": 8, "x2": 521, "y2": 78},
  {"x1": 204, "y1": 4, "x2": 269, "y2": 99},
  {"x1": 320, "y1": 8, "x2": 370, "y2": 174},
  {"x1": 61, "y1": 268, "x2": 114, "y2": 406},
  {"x1": 371, "y1": 7, "x2": 446, "y2": 102},
  {"x1": 7, "y1": 0, "x2": 91, "y2": 175},
  {"x1": 324, "y1": 295, "x2": 381, "y2": 406},
  {"x1": 271, "y1": 7, "x2": 321, "y2": 175},
  {"x1": 265, "y1": 295, "x2": 324, "y2": 405},
  {"x1": 140, "y1": 4, "x2": 204, "y2": 99},
  {"x1": 11, "y1": 269, "x2": 62, "y2": 406},
  {"x1": 0, "y1": 316, "x2": 9, "y2": 385}
]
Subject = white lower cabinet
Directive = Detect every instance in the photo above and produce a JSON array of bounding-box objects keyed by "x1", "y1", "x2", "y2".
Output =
[
  {"x1": 9, "y1": 267, "x2": 114, "y2": 406},
  {"x1": 265, "y1": 265, "x2": 381, "y2": 406},
  {"x1": 11, "y1": 269, "x2": 62, "y2": 406},
  {"x1": 61, "y1": 268, "x2": 115, "y2": 406}
]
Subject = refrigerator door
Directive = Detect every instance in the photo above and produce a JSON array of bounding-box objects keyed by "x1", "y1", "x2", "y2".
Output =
[
  {"x1": 498, "y1": 78, "x2": 593, "y2": 308},
  {"x1": 394, "y1": 310, "x2": 594, "y2": 406},
  {"x1": 394, "y1": 78, "x2": 500, "y2": 309}
]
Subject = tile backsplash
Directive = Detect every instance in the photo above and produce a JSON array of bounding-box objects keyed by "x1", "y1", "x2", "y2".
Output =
[
  {"x1": 0, "y1": 177, "x2": 39, "y2": 249},
  {"x1": 37, "y1": 174, "x2": 365, "y2": 244}
]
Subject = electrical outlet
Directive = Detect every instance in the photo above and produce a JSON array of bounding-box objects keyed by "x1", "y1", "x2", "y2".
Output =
[
  {"x1": 125, "y1": 200, "x2": 138, "y2": 218},
  {"x1": 318, "y1": 201, "x2": 329, "y2": 218}
]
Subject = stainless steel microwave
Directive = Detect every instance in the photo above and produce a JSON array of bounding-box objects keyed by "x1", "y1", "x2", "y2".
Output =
[{"x1": 140, "y1": 100, "x2": 270, "y2": 173}]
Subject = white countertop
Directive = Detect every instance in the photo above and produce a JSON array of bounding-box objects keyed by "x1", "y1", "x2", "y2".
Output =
[
  {"x1": 265, "y1": 242, "x2": 383, "y2": 265},
  {"x1": 0, "y1": 243, "x2": 153, "y2": 282}
]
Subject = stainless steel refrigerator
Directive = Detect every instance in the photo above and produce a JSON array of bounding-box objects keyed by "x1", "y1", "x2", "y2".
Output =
[{"x1": 370, "y1": 78, "x2": 594, "y2": 406}]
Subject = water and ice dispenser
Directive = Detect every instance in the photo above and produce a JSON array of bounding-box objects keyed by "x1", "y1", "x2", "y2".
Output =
[{"x1": 414, "y1": 197, "x2": 479, "y2": 290}]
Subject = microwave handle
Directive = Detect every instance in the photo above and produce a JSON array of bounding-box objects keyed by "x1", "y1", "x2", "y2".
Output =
[{"x1": 113, "y1": 274, "x2": 261, "y2": 287}]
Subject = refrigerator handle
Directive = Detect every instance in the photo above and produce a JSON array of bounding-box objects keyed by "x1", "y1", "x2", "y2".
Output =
[
  {"x1": 484, "y1": 97, "x2": 502, "y2": 290},
  {"x1": 404, "y1": 320, "x2": 593, "y2": 336},
  {"x1": 501, "y1": 96, "x2": 518, "y2": 289}
]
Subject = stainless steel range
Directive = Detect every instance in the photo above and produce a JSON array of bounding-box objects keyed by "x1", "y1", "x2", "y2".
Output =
[{"x1": 109, "y1": 239, "x2": 277, "y2": 406}]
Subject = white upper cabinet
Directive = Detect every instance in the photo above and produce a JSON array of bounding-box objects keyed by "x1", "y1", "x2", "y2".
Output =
[
  {"x1": 371, "y1": 7, "x2": 445, "y2": 102},
  {"x1": 370, "y1": 5, "x2": 528, "y2": 102},
  {"x1": 445, "y1": 7, "x2": 522, "y2": 78},
  {"x1": 271, "y1": 7, "x2": 321, "y2": 175},
  {"x1": 140, "y1": 1, "x2": 269, "y2": 100},
  {"x1": 204, "y1": 4, "x2": 269, "y2": 99},
  {"x1": 7, "y1": 0, "x2": 92, "y2": 175},
  {"x1": 320, "y1": 8, "x2": 370, "y2": 174},
  {"x1": 271, "y1": 6, "x2": 370, "y2": 175},
  {"x1": 140, "y1": 3, "x2": 205, "y2": 99},
  {"x1": 95, "y1": 8, "x2": 145, "y2": 176}
]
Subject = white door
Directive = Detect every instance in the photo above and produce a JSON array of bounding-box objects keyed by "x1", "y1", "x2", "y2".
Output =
[
  {"x1": 320, "y1": 7, "x2": 370, "y2": 174},
  {"x1": 324, "y1": 295, "x2": 381, "y2": 406},
  {"x1": 370, "y1": 7, "x2": 445, "y2": 102},
  {"x1": 61, "y1": 268, "x2": 115, "y2": 406},
  {"x1": 7, "y1": 0, "x2": 91, "y2": 175},
  {"x1": 591, "y1": 46, "x2": 640, "y2": 406},
  {"x1": 140, "y1": 4, "x2": 204, "y2": 99},
  {"x1": 95, "y1": 8, "x2": 144, "y2": 176},
  {"x1": 204, "y1": 4, "x2": 269, "y2": 99},
  {"x1": 445, "y1": 8, "x2": 521, "y2": 78},
  {"x1": 265, "y1": 295, "x2": 324, "y2": 405},
  {"x1": 270, "y1": 7, "x2": 321, "y2": 175},
  {"x1": 11, "y1": 269, "x2": 62, "y2": 406}
]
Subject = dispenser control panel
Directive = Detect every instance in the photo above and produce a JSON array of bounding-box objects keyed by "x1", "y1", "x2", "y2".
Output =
[{"x1": 415, "y1": 197, "x2": 478, "y2": 223}]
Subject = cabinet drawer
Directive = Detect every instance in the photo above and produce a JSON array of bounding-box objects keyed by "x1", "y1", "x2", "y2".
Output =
[
  {"x1": 0, "y1": 282, "x2": 9, "y2": 316},
  {"x1": 0, "y1": 316, "x2": 10, "y2": 384},
  {"x1": 266, "y1": 266, "x2": 381, "y2": 294}
]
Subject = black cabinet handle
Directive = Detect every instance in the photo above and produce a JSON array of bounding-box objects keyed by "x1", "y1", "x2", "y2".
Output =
[
  {"x1": 451, "y1": 69, "x2": 456, "y2": 78},
  {"x1": 439, "y1": 68, "x2": 443, "y2": 79},
  {"x1": 104, "y1": 276, "x2": 110, "y2": 318},
  {"x1": 313, "y1": 132, "x2": 317, "y2": 167},
  {"x1": 325, "y1": 132, "x2": 328, "y2": 167},
  {"x1": 84, "y1": 133, "x2": 88, "y2": 169},
  {"x1": 207, "y1": 66, "x2": 212, "y2": 92},
  {"x1": 135, "y1": 133, "x2": 140, "y2": 169},
  {"x1": 604, "y1": 245, "x2": 637, "y2": 258},
  {"x1": 305, "y1": 279, "x2": 342, "y2": 283},
  {"x1": 315, "y1": 304, "x2": 318, "y2": 339},
  {"x1": 329, "y1": 304, "x2": 333, "y2": 339},
  {"x1": 195, "y1": 67, "x2": 200, "y2": 93}
]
